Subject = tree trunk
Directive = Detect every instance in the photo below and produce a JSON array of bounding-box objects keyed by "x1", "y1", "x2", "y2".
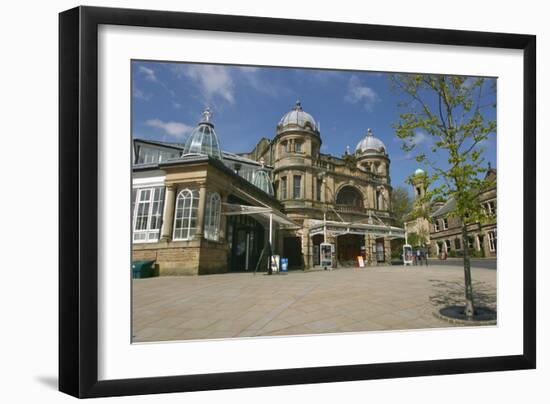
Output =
[{"x1": 462, "y1": 224, "x2": 475, "y2": 318}]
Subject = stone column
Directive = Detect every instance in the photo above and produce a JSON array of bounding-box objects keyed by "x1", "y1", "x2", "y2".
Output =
[
  {"x1": 384, "y1": 237, "x2": 392, "y2": 264},
  {"x1": 219, "y1": 193, "x2": 228, "y2": 242},
  {"x1": 160, "y1": 183, "x2": 177, "y2": 242},
  {"x1": 302, "y1": 227, "x2": 312, "y2": 269},
  {"x1": 195, "y1": 183, "x2": 207, "y2": 239}
]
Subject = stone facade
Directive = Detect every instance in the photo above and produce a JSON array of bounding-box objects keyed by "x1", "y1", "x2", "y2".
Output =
[
  {"x1": 132, "y1": 103, "x2": 401, "y2": 276},
  {"x1": 404, "y1": 168, "x2": 497, "y2": 259}
]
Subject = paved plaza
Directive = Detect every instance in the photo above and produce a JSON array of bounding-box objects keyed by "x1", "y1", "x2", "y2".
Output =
[{"x1": 132, "y1": 264, "x2": 497, "y2": 343}]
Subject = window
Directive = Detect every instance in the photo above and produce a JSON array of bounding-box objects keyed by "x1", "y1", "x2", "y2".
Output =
[
  {"x1": 443, "y1": 218, "x2": 449, "y2": 230},
  {"x1": 467, "y1": 236, "x2": 475, "y2": 250},
  {"x1": 375, "y1": 190, "x2": 381, "y2": 210},
  {"x1": 280, "y1": 176, "x2": 287, "y2": 200},
  {"x1": 434, "y1": 220, "x2": 440, "y2": 232},
  {"x1": 488, "y1": 231, "x2": 497, "y2": 252},
  {"x1": 136, "y1": 146, "x2": 179, "y2": 164},
  {"x1": 293, "y1": 175, "x2": 302, "y2": 199},
  {"x1": 281, "y1": 141, "x2": 289, "y2": 154},
  {"x1": 132, "y1": 187, "x2": 165, "y2": 242},
  {"x1": 454, "y1": 238, "x2": 461, "y2": 250},
  {"x1": 173, "y1": 188, "x2": 199, "y2": 240},
  {"x1": 485, "y1": 200, "x2": 496, "y2": 215},
  {"x1": 204, "y1": 192, "x2": 221, "y2": 241},
  {"x1": 316, "y1": 178, "x2": 323, "y2": 201},
  {"x1": 445, "y1": 240, "x2": 451, "y2": 252},
  {"x1": 295, "y1": 141, "x2": 302, "y2": 153}
]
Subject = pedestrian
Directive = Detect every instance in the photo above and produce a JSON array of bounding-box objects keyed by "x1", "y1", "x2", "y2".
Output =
[
  {"x1": 424, "y1": 250, "x2": 429, "y2": 266},
  {"x1": 416, "y1": 249, "x2": 422, "y2": 266}
]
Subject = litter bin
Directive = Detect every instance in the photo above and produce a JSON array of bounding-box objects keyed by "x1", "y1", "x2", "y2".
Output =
[
  {"x1": 132, "y1": 260, "x2": 156, "y2": 279},
  {"x1": 280, "y1": 258, "x2": 288, "y2": 272}
]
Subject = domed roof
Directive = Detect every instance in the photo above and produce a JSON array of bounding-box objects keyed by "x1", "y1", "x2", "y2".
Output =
[
  {"x1": 277, "y1": 100, "x2": 318, "y2": 133},
  {"x1": 182, "y1": 108, "x2": 223, "y2": 159},
  {"x1": 252, "y1": 159, "x2": 274, "y2": 196},
  {"x1": 414, "y1": 168, "x2": 426, "y2": 176},
  {"x1": 355, "y1": 128, "x2": 386, "y2": 156}
]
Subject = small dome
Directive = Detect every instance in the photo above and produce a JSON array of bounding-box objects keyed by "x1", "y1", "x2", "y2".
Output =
[
  {"x1": 182, "y1": 108, "x2": 223, "y2": 159},
  {"x1": 355, "y1": 128, "x2": 386, "y2": 156},
  {"x1": 278, "y1": 100, "x2": 318, "y2": 133},
  {"x1": 251, "y1": 158, "x2": 274, "y2": 196},
  {"x1": 414, "y1": 168, "x2": 425, "y2": 176}
]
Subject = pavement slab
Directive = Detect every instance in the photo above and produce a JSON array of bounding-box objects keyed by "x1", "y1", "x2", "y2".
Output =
[{"x1": 132, "y1": 264, "x2": 497, "y2": 342}]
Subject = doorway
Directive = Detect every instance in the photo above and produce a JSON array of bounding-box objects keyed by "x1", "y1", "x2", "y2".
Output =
[{"x1": 337, "y1": 234, "x2": 364, "y2": 264}]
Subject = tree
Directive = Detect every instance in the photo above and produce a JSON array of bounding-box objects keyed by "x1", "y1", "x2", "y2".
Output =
[
  {"x1": 390, "y1": 74, "x2": 496, "y2": 318},
  {"x1": 391, "y1": 186, "x2": 412, "y2": 227}
]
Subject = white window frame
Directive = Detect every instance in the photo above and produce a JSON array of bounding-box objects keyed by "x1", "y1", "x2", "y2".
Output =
[
  {"x1": 132, "y1": 186, "x2": 165, "y2": 243},
  {"x1": 173, "y1": 188, "x2": 199, "y2": 241},
  {"x1": 442, "y1": 218, "x2": 449, "y2": 230},
  {"x1": 293, "y1": 175, "x2": 302, "y2": 199},
  {"x1": 434, "y1": 220, "x2": 440, "y2": 232},
  {"x1": 488, "y1": 230, "x2": 497, "y2": 252},
  {"x1": 204, "y1": 192, "x2": 222, "y2": 241}
]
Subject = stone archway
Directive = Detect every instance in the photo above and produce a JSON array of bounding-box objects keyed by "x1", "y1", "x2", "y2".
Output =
[{"x1": 336, "y1": 185, "x2": 364, "y2": 208}]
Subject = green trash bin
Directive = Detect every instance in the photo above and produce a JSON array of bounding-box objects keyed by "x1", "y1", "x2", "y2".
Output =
[{"x1": 132, "y1": 260, "x2": 156, "y2": 279}]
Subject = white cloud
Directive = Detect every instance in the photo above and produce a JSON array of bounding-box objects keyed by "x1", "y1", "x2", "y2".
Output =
[
  {"x1": 345, "y1": 75, "x2": 379, "y2": 112},
  {"x1": 412, "y1": 130, "x2": 431, "y2": 146},
  {"x1": 139, "y1": 66, "x2": 157, "y2": 82},
  {"x1": 133, "y1": 87, "x2": 150, "y2": 101},
  {"x1": 145, "y1": 119, "x2": 193, "y2": 139},
  {"x1": 173, "y1": 65, "x2": 235, "y2": 104}
]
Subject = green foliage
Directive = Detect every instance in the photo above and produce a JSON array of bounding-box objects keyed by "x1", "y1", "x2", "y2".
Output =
[
  {"x1": 407, "y1": 231, "x2": 428, "y2": 247},
  {"x1": 391, "y1": 186, "x2": 412, "y2": 226},
  {"x1": 390, "y1": 74, "x2": 496, "y2": 224}
]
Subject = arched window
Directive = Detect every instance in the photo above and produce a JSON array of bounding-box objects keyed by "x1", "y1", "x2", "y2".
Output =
[
  {"x1": 204, "y1": 192, "x2": 222, "y2": 241},
  {"x1": 173, "y1": 188, "x2": 199, "y2": 240},
  {"x1": 336, "y1": 186, "x2": 364, "y2": 208}
]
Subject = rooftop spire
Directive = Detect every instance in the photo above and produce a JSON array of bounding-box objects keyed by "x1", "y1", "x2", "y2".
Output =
[
  {"x1": 200, "y1": 107, "x2": 213, "y2": 125},
  {"x1": 294, "y1": 100, "x2": 302, "y2": 111}
]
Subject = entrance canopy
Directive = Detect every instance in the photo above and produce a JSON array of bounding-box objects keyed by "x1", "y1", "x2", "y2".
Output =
[
  {"x1": 222, "y1": 203, "x2": 298, "y2": 228},
  {"x1": 309, "y1": 219, "x2": 405, "y2": 240}
]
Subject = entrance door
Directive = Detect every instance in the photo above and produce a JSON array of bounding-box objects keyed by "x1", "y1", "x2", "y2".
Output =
[
  {"x1": 233, "y1": 228, "x2": 250, "y2": 271},
  {"x1": 337, "y1": 234, "x2": 363, "y2": 264},
  {"x1": 283, "y1": 237, "x2": 303, "y2": 269}
]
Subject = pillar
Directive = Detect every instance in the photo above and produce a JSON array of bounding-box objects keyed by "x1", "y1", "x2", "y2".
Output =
[
  {"x1": 195, "y1": 183, "x2": 207, "y2": 239},
  {"x1": 384, "y1": 237, "x2": 392, "y2": 264},
  {"x1": 160, "y1": 183, "x2": 177, "y2": 242},
  {"x1": 302, "y1": 227, "x2": 312, "y2": 269},
  {"x1": 218, "y1": 193, "x2": 227, "y2": 242}
]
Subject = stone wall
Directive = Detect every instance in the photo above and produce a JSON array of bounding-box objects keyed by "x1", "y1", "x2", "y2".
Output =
[{"x1": 133, "y1": 240, "x2": 229, "y2": 276}]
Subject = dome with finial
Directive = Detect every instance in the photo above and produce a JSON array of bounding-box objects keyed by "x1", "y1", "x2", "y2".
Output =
[
  {"x1": 182, "y1": 107, "x2": 223, "y2": 159},
  {"x1": 277, "y1": 100, "x2": 318, "y2": 133},
  {"x1": 251, "y1": 157, "x2": 274, "y2": 196},
  {"x1": 355, "y1": 128, "x2": 386, "y2": 156},
  {"x1": 414, "y1": 168, "x2": 426, "y2": 176}
]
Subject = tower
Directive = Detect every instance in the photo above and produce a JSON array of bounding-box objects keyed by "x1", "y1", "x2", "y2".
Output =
[{"x1": 411, "y1": 168, "x2": 427, "y2": 201}]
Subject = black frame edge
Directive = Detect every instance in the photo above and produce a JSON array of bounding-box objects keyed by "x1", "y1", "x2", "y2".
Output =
[
  {"x1": 59, "y1": 5, "x2": 537, "y2": 398},
  {"x1": 58, "y1": 6, "x2": 80, "y2": 398},
  {"x1": 522, "y1": 35, "x2": 536, "y2": 369}
]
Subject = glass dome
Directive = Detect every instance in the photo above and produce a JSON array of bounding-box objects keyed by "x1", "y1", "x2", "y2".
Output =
[
  {"x1": 252, "y1": 158, "x2": 274, "y2": 196},
  {"x1": 182, "y1": 108, "x2": 223, "y2": 159}
]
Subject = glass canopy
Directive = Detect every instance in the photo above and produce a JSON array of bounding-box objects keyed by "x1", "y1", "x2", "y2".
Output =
[{"x1": 182, "y1": 108, "x2": 223, "y2": 159}]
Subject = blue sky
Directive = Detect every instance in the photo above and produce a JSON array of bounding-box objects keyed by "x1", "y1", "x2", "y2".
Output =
[{"x1": 132, "y1": 60, "x2": 497, "y2": 195}]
